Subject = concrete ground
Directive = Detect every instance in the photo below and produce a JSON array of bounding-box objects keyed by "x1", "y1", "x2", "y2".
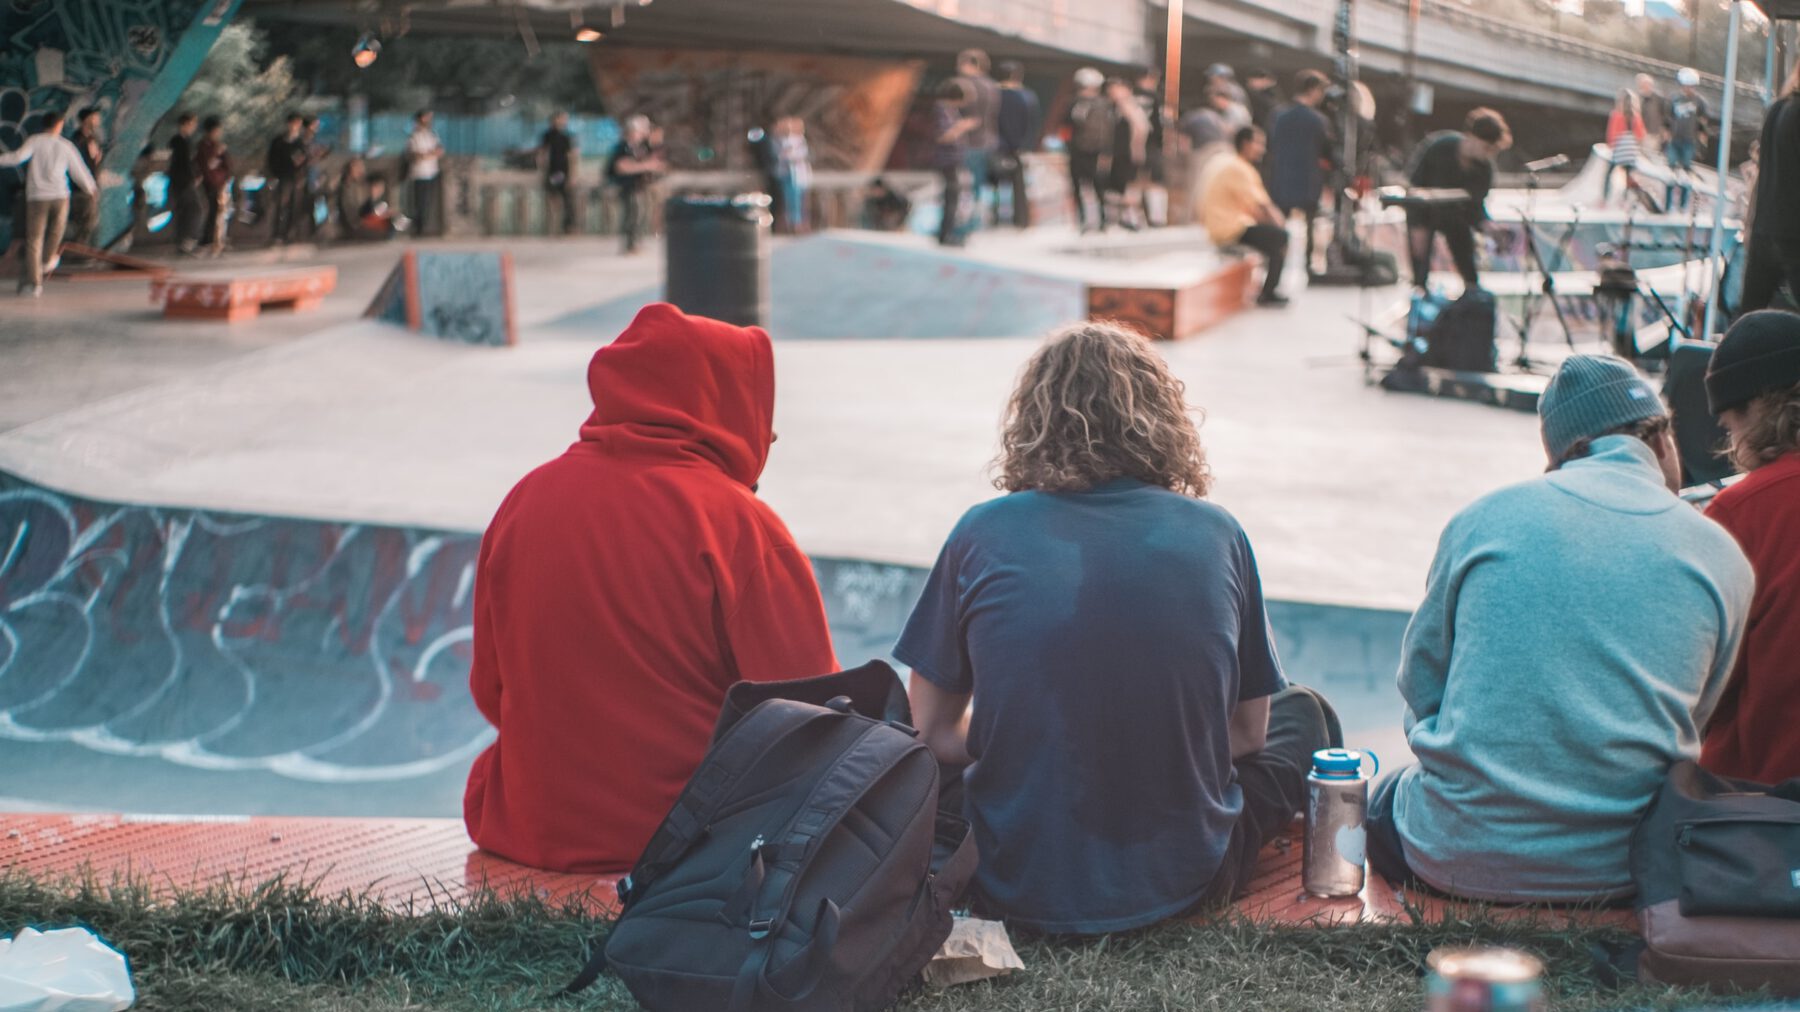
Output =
[{"x1": 1, "y1": 228, "x2": 1545, "y2": 612}]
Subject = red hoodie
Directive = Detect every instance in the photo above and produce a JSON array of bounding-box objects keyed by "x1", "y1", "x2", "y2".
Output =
[
  {"x1": 1702, "y1": 452, "x2": 1800, "y2": 785},
  {"x1": 463, "y1": 303, "x2": 839, "y2": 873}
]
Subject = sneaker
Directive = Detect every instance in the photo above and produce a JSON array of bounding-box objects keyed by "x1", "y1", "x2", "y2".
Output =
[
  {"x1": 25, "y1": 284, "x2": 42, "y2": 298},
  {"x1": 1256, "y1": 293, "x2": 1290, "y2": 308},
  {"x1": 43, "y1": 254, "x2": 60, "y2": 275}
]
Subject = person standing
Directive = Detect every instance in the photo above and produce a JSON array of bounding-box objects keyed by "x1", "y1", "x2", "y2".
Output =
[
  {"x1": 953, "y1": 49, "x2": 1000, "y2": 231},
  {"x1": 1603, "y1": 89, "x2": 1647, "y2": 208},
  {"x1": 1636, "y1": 72, "x2": 1669, "y2": 160},
  {"x1": 1134, "y1": 67, "x2": 1169, "y2": 227},
  {"x1": 932, "y1": 80, "x2": 975, "y2": 247},
  {"x1": 166, "y1": 112, "x2": 202, "y2": 254},
  {"x1": 606, "y1": 114, "x2": 663, "y2": 255},
  {"x1": 68, "y1": 107, "x2": 105, "y2": 247},
  {"x1": 129, "y1": 144, "x2": 155, "y2": 244},
  {"x1": 1404, "y1": 108, "x2": 1510, "y2": 292},
  {"x1": 1266, "y1": 70, "x2": 1335, "y2": 280},
  {"x1": 1065, "y1": 67, "x2": 1113, "y2": 234},
  {"x1": 1245, "y1": 68, "x2": 1282, "y2": 133},
  {"x1": 898, "y1": 321, "x2": 1336, "y2": 934},
  {"x1": 197, "y1": 115, "x2": 234, "y2": 255},
  {"x1": 464, "y1": 303, "x2": 839, "y2": 873},
  {"x1": 748, "y1": 124, "x2": 784, "y2": 229},
  {"x1": 1105, "y1": 77, "x2": 1150, "y2": 231},
  {"x1": 1740, "y1": 64, "x2": 1800, "y2": 314},
  {"x1": 1200, "y1": 126, "x2": 1290, "y2": 307},
  {"x1": 406, "y1": 109, "x2": 445, "y2": 238},
  {"x1": 1204, "y1": 64, "x2": 1252, "y2": 132},
  {"x1": 772, "y1": 116, "x2": 812, "y2": 235},
  {"x1": 1365, "y1": 356, "x2": 1751, "y2": 903},
  {"x1": 300, "y1": 116, "x2": 328, "y2": 240},
  {"x1": 0, "y1": 109, "x2": 97, "y2": 296},
  {"x1": 995, "y1": 61, "x2": 1040, "y2": 228},
  {"x1": 264, "y1": 113, "x2": 305, "y2": 244},
  {"x1": 1701, "y1": 311, "x2": 1800, "y2": 785},
  {"x1": 1665, "y1": 68, "x2": 1708, "y2": 213},
  {"x1": 539, "y1": 110, "x2": 578, "y2": 236}
]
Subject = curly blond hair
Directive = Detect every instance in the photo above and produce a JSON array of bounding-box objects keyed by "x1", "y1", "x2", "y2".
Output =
[
  {"x1": 1725, "y1": 382, "x2": 1800, "y2": 473},
  {"x1": 994, "y1": 322, "x2": 1212, "y2": 496}
]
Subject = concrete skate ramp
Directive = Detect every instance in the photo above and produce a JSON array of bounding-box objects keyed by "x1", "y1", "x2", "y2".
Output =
[
  {"x1": 547, "y1": 234, "x2": 1088, "y2": 340},
  {"x1": 0, "y1": 470, "x2": 1407, "y2": 816}
]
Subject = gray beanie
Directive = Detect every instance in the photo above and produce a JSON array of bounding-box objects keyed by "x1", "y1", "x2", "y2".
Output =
[{"x1": 1539, "y1": 354, "x2": 1666, "y2": 463}]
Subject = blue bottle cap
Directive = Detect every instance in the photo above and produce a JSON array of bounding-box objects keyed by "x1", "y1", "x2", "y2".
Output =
[{"x1": 1312, "y1": 748, "x2": 1365, "y2": 776}]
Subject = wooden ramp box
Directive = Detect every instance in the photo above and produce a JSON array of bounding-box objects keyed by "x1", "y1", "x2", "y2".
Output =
[
  {"x1": 1087, "y1": 256, "x2": 1259, "y2": 342},
  {"x1": 152, "y1": 266, "x2": 338, "y2": 322}
]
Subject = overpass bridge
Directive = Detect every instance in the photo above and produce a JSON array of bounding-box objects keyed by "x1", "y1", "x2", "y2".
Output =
[
  {"x1": 1168, "y1": 0, "x2": 1768, "y2": 128},
  {"x1": 1, "y1": 0, "x2": 1773, "y2": 248}
]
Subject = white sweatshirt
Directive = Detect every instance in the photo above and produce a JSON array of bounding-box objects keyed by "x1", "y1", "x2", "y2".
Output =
[{"x1": 0, "y1": 132, "x2": 99, "y2": 200}]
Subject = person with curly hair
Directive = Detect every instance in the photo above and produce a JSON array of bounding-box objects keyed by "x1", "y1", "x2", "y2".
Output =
[
  {"x1": 893, "y1": 322, "x2": 1339, "y2": 935},
  {"x1": 1701, "y1": 311, "x2": 1800, "y2": 784}
]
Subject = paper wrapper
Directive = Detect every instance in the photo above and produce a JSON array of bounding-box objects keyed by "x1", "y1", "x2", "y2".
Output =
[{"x1": 921, "y1": 917, "x2": 1025, "y2": 988}]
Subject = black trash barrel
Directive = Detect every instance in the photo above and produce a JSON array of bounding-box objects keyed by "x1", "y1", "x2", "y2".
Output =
[{"x1": 663, "y1": 193, "x2": 772, "y2": 328}]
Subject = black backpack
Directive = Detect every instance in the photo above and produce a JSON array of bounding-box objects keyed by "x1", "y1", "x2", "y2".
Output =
[
  {"x1": 572, "y1": 662, "x2": 975, "y2": 1011},
  {"x1": 1418, "y1": 288, "x2": 1498, "y2": 373},
  {"x1": 1629, "y1": 761, "x2": 1800, "y2": 996}
]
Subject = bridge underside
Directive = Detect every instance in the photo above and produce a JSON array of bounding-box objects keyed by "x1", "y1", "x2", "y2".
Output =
[{"x1": 244, "y1": 0, "x2": 1149, "y2": 65}]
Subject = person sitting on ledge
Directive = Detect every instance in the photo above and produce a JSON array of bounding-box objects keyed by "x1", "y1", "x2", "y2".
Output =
[
  {"x1": 1198, "y1": 125, "x2": 1291, "y2": 308},
  {"x1": 1700, "y1": 311, "x2": 1800, "y2": 785},
  {"x1": 1367, "y1": 354, "x2": 1752, "y2": 903},
  {"x1": 896, "y1": 321, "x2": 1338, "y2": 935},
  {"x1": 463, "y1": 303, "x2": 839, "y2": 873}
]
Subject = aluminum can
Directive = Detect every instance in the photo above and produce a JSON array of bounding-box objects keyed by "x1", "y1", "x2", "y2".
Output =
[
  {"x1": 1425, "y1": 947, "x2": 1547, "y2": 1011},
  {"x1": 1303, "y1": 747, "x2": 1371, "y2": 897}
]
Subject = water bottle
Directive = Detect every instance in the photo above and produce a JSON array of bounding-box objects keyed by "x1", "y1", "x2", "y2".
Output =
[{"x1": 1303, "y1": 747, "x2": 1377, "y2": 898}]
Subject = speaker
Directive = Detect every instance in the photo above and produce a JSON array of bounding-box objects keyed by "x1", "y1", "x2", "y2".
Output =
[{"x1": 1664, "y1": 342, "x2": 1740, "y2": 487}]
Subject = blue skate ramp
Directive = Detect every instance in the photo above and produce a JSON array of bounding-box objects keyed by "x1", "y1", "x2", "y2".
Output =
[
  {"x1": 546, "y1": 234, "x2": 1088, "y2": 340},
  {"x1": 0, "y1": 470, "x2": 1406, "y2": 817}
]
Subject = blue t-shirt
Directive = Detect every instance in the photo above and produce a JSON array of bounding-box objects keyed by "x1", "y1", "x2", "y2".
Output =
[{"x1": 893, "y1": 480, "x2": 1285, "y2": 934}]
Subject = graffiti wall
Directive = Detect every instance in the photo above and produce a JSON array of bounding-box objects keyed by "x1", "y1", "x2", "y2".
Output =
[
  {"x1": 589, "y1": 47, "x2": 922, "y2": 174},
  {"x1": 0, "y1": 0, "x2": 241, "y2": 249},
  {"x1": 0, "y1": 472, "x2": 932, "y2": 784}
]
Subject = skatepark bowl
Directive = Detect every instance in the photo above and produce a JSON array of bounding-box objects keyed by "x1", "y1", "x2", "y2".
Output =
[{"x1": 0, "y1": 470, "x2": 1411, "y2": 819}]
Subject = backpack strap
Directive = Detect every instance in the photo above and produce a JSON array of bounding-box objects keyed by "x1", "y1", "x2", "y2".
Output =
[
  {"x1": 726, "y1": 722, "x2": 925, "y2": 1010},
  {"x1": 618, "y1": 702, "x2": 844, "y2": 911}
]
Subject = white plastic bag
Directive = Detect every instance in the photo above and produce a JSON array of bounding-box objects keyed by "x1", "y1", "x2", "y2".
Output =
[{"x1": 0, "y1": 927, "x2": 134, "y2": 1012}]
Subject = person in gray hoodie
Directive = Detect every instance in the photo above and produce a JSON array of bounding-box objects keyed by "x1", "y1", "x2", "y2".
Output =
[{"x1": 1365, "y1": 355, "x2": 1753, "y2": 904}]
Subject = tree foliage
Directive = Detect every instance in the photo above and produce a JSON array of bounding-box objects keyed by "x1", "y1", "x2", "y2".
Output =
[
  {"x1": 266, "y1": 26, "x2": 605, "y2": 118},
  {"x1": 155, "y1": 23, "x2": 301, "y2": 166}
]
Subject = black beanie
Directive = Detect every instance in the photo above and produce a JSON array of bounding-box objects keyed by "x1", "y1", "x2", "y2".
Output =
[{"x1": 1706, "y1": 311, "x2": 1800, "y2": 415}]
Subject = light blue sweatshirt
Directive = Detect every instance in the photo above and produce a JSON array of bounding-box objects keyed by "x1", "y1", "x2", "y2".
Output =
[{"x1": 1391, "y1": 435, "x2": 1753, "y2": 902}]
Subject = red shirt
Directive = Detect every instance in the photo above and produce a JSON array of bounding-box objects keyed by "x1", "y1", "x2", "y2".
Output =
[
  {"x1": 1702, "y1": 452, "x2": 1800, "y2": 784},
  {"x1": 462, "y1": 303, "x2": 839, "y2": 873}
]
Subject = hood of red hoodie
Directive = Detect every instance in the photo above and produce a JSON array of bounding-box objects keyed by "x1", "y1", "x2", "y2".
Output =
[{"x1": 578, "y1": 303, "x2": 775, "y2": 488}]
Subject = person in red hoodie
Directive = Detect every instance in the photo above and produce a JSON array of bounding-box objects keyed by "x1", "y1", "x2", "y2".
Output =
[
  {"x1": 1701, "y1": 310, "x2": 1800, "y2": 785},
  {"x1": 463, "y1": 303, "x2": 840, "y2": 873}
]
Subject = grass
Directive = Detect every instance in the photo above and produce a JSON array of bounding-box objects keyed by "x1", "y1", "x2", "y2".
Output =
[{"x1": 0, "y1": 872, "x2": 1774, "y2": 1012}]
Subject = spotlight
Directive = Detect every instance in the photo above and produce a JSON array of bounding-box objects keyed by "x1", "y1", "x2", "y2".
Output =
[{"x1": 352, "y1": 34, "x2": 381, "y2": 68}]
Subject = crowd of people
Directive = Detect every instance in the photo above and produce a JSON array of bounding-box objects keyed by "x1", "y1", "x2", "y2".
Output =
[
  {"x1": 459, "y1": 299, "x2": 1799, "y2": 931},
  {"x1": 1600, "y1": 68, "x2": 1712, "y2": 213}
]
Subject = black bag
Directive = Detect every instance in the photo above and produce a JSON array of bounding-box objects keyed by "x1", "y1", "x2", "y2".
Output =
[
  {"x1": 576, "y1": 661, "x2": 975, "y2": 1011},
  {"x1": 1629, "y1": 761, "x2": 1800, "y2": 995},
  {"x1": 1419, "y1": 289, "x2": 1498, "y2": 373}
]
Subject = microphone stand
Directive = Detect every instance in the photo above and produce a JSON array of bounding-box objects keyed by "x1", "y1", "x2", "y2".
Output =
[{"x1": 1513, "y1": 167, "x2": 1576, "y2": 372}]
